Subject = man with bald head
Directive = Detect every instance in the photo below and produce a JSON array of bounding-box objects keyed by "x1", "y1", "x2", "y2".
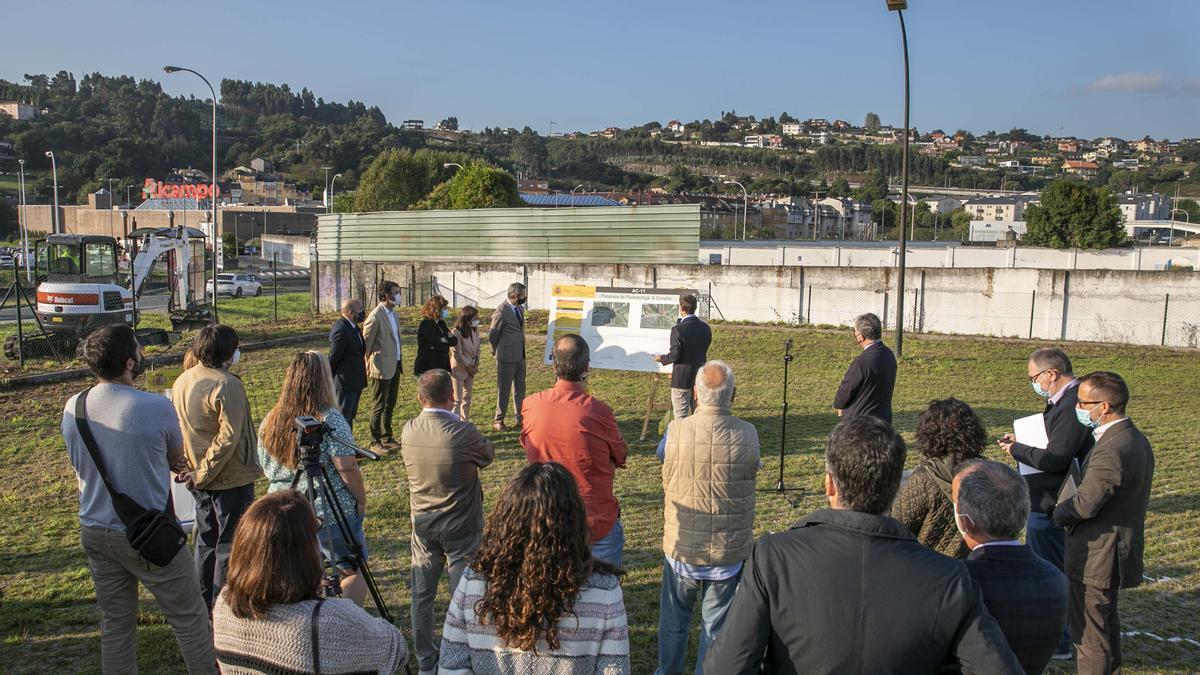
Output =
[
  {"x1": 655, "y1": 360, "x2": 760, "y2": 675},
  {"x1": 521, "y1": 333, "x2": 628, "y2": 566},
  {"x1": 329, "y1": 298, "x2": 367, "y2": 428}
]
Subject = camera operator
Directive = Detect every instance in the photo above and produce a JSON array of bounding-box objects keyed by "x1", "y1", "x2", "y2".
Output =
[
  {"x1": 257, "y1": 351, "x2": 370, "y2": 605},
  {"x1": 213, "y1": 490, "x2": 407, "y2": 673},
  {"x1": 62, "y1": 325, "x2": 216, "y2": 673}
]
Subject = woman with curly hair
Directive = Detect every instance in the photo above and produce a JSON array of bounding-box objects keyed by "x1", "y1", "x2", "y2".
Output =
[
  {"x1": 891, "y1": 397, "x2": 987, "y2": 559},
  {"x1": 438, "y1": 462, "x2": 630, "y2": 674},
  {"x1": 413, "y1": 294, "x2": 457, "y2": 377}
]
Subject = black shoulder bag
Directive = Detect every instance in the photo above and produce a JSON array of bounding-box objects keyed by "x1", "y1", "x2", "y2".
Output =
[{"x1": 75, "y1": 388, "x2": 188, "y2": 567}]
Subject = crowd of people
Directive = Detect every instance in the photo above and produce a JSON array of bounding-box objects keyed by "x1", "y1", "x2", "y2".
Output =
[{"x1": 60, "y1": 284, "x2": 1154, "y2": 675}]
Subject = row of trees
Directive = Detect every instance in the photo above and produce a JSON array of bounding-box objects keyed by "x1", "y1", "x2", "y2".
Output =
[{"x1": 352, "y1": 148, "x2": 521, "y2": 212}]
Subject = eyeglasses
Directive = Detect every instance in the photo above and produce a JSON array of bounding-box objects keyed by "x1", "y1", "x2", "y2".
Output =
[
  {"x1": 1077, "y1": 400, "x2": 1105, "y2": 407},
  {"x1": 1028, "y1": 368, "x2": 1053, "y2": 383}
]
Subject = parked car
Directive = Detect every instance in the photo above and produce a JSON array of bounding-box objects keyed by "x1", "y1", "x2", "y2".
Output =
[
  {"x1": 206, "y1": 273, "x2": 263, "y2": 298},
  {"x1": 0, "y1": 253, "x2": 14, "y2": 269}
]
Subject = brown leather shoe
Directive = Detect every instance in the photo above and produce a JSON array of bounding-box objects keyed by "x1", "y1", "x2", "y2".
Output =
[
  {"x1": 382, "y1": 438, "x2": 401, "y2": 450},
  {"x1": 368, "y1": 442, "x2": 390, "y2": 456},
  {"x1": 492, "y1": 421, "x2": 507, "y2": 432}
]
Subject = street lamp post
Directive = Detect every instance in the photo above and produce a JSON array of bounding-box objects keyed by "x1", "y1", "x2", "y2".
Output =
[
  {"x1": 44, "y1": 151, "x2": 59, "y2": 234},
  {"x1": 1169, "y1": 208, "x2": 1190, "y2": 246},
  {"x1": 330, "y1": 173, "x2": 342, "y2": 213},
  {"x1": 724, "y1": 180, "x2": 749, "y2": 240},
  {"x1": 443, "y1": 163, "x2": 464, "y2": 171},
  {"x1": 571, "y1": 184, "x2": 585, "y2": 195},
  {"x1": 125, "y1": 184, "x2": 135, "y2": 208},
  {"x1": 163, "y1": 65, "x2": 219, "y2": 317},
  {"x1": 887, "y1": 0, "x2": 911, "y2": 359},
  {"x1": 17, "y1": 159, "x2": 30, "y2": 281},
  {"x1": 322, "y1": 166, "x2": 333, "y2": 212}
]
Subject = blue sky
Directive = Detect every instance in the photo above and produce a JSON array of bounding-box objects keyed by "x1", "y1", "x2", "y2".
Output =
[{"x1": 3, "y1": 0, "x2": 1197, "y2": 139}]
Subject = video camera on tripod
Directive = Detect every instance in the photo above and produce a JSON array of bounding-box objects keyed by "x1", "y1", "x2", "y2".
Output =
[{"x1": 290, "y1": 415, "x2": 391, "y2": 621}]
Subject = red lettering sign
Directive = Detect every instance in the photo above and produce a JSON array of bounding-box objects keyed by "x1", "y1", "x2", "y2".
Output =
[
  {"x1": 142, "y1": 178, "x2": 221, "y2": 201},
  {"x1": 38, "y1": 291, "x2": 100, "y2": 305}
]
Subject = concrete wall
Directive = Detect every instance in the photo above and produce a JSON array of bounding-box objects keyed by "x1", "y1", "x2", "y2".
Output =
[
  {"x1": 21, "y1": 205, "x2": 317, "y2": 240},
  {"x1": 699, "y1": 240, "x2": 1200, "y2": 271},
  {"x1": 261, "y1": 234, "x2": 311, "y2": 267},
  {"x1": 312, "y1": 261, "x2": 1200, "y2": 348}
]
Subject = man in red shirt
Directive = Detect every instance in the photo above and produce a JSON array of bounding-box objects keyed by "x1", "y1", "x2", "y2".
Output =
[{"x1": 521, "y1": 333, "x2": 628, "y2": 566}]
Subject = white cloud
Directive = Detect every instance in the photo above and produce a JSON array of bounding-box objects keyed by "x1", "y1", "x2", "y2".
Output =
[{"x1": 1084, "y1": 72, "x2": 1166, "y2": 93}]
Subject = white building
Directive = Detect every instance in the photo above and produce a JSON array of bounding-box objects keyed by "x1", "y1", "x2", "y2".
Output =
[
  {"x1": 782, "y1": 122, "x2": 802, "y2": 136},
  {"x1": 1118, "y1": 192, "x2": 1170, "y2": 222},
  {"x1": 0, "y1": 101, "x2": 38, "y2": 121},
  {"x1": 963, "y1": 195, "x2": 1038, "y2": 223}
]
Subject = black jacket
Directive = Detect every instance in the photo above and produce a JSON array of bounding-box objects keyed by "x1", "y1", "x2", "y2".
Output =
[
  {"x1": 328, "y1": 317, "x2": 366, "y2": 392},
  {"x1": 703, "y1": 509, "x2": 1023, "y2": 675},
  {"x1": 1009, "y1": 381, "x2": 1094, "y2": 514},
  {"x1": 413, "y1": 318, "x2": 457, "y2": 376},
  {"x1": 832, "y1": 341, "x2": 897, "y2": 424},
  {"x1": 660, "y1": 315, "x2": 712, "y2": 389},
  {"x1": 965, "y1": 544, "x2": 1069, "y2": 675}
]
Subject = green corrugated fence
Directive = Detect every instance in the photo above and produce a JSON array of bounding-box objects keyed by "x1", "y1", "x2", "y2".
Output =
[{"x1": 314, "y1": 204, "x2": 699, "y2": 264}]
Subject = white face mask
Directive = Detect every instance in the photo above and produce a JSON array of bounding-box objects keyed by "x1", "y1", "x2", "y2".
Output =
[
  {"x1": 228, "y1": 348, "x2": 241, "y2": 367},
  {"x1": 470, "y1": 319, "x2": 480, "y2": 327},
  {"x1": 390, "y1": 294, "x2": 401, "y2": 305},
  {"x1": 953, "y1": 503, "x2": 972, "y2": 540}
]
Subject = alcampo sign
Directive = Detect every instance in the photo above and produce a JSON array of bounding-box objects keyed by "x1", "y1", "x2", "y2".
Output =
[{"x1": 142, "y1": 178, "x2": 221, "y2": 200}]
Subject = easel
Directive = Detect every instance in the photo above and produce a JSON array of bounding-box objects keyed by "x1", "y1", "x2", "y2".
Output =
[{"x1": 639, "y1": 372, "x2": 663, "y2": 441}]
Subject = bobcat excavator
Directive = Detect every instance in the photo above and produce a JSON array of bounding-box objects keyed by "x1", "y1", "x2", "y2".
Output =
[{"x1": 4, "y1": 226, "x2": 214, "y2": 360}]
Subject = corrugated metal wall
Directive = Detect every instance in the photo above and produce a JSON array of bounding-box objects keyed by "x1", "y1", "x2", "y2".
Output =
[{"x1": 314, "y1": 204, "x2": 699, "y2": 264}]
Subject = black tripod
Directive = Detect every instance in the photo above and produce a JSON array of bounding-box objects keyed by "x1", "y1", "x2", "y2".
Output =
[
  {"x1": 290, "y1": 417, "x2": 392, "y2": 622},
  {"x1": 766, "y1": 338, "x2": 801, "y2": 493}
]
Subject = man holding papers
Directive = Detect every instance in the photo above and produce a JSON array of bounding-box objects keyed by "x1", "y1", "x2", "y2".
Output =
[{"x1": 998, "y1": 347, "x2": 1094, "y2": 661}]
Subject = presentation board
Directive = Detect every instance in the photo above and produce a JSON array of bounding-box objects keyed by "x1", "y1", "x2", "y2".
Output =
[{"x1": 543, "y1": 285, "x2": 699, "y2": 373}]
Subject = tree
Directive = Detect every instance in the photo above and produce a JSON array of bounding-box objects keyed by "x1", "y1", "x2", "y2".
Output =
[
  {"x1": 949, "y1": 207, "x2": 972, "y2": 240},
  {"x1": 222, "y1": 231, "x2": 238, "y2": 257},
  {"x1": 872, "y1": 198, "x2": 897, "y2": 233},
  {"x1": 828, "y1": 177, "x2": 851, "y2": 198},
  {"x1": 1022, "y1": 181, "x2": 1125, "y2": 249},
  {"x1": 863, "y1": 112, "x2": 881, "y2": 130},
  {"x1": 413, "y1": 163, "x2": 522, "y2": 210},
  {"x1": 353, "y1": 148, "x2": 463, "y2": 212},
  {"x1": 437, "y1": 116, "x2": 459, "y2": 131},
  {"x1": 512, "y1": 130, "x2": 547, "y2": 177},
  {"x1": 855, "y1": 169, "x2": 889, "y2": 203}
]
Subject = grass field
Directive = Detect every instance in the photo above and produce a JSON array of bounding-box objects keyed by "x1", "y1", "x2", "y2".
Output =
[{"x1": 1, "y1": 318, "x2": 1197, "y2": 674}]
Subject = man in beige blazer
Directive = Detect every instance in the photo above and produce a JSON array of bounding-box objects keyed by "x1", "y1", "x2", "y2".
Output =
[{"x1": 363, "y1": 280, "x2": 403, "y2": 454}]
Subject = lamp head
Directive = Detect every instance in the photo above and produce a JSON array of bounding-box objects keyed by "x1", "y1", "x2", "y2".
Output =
[
  {"x1": 163, "y1": 66, "x2": 182, "y2": 73},
  {"x1": 333, "y1": 173, "x2": 342, "y2": 179},
  {"x1": 44, "y1": 151, "x2": 53, "y2": 158},
  {"x1": 886, "y1": 0, "x2": 907, "y2": 10}
]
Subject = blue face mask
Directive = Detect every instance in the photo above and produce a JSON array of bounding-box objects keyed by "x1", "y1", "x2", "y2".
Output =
[
  {"x1": 441, "y1": 309, "x2": 450, "y2": 320},
  {"x1": 1075, "y1": 405, "x2": 1100, "y2": 429},
  {"x1": 1031, "y1": 380, "x2": 1049, "y2": 398}
]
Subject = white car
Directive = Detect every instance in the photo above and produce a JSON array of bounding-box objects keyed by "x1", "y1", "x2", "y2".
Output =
[
  {"x1": 0, "y1": 253, "x2": 13, "y2": 269},
  {"x1": 206, "y1": 273, "x2": 263, "y2": 298}
]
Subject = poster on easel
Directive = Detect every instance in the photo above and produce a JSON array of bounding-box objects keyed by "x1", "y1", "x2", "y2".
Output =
[{"x1": 543, "y1": 285, "x2": 700, "y2": 373}]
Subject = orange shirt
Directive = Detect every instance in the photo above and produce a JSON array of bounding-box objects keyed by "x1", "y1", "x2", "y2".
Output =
[{"x1": 521, "y1": 380, "x2": 627, "y2": 541}]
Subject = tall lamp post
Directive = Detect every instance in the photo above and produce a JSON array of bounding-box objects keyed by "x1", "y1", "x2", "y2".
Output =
[
  {"x1": 163, "y1": 65, "x2": 219, "y2": 317},
  {"x1": 322, "y1": 166, "x2": 333, "y2": 212},
  {"x1": 18, "y1": 159, "x2": 30, "y2": 281},
  {"x1": 724, "y1": 180, "x2": 749, "y2": 240},
  {"x1": 886, "y1": 0, "x2": 911, "y2": 358},
  {"x1": 44, "y1": 151, "x2": 59, "y2": 234},
  {"x1": 330, "y1": 173, "x2": 342, "y2": 213}
]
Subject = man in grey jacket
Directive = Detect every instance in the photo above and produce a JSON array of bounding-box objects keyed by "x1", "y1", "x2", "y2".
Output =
[
  {"x1": 488, "y1": 281, "x2": 527, "y2": 432},
  {"x1": 400, "y1": 369, "x2": 495, "y2": 675},
  {"x1": 703, "y1": 415, "x2": 1022, "y2": 675}
]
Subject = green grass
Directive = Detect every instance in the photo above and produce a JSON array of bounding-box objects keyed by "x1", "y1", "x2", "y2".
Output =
[{"x1": 1, "y1": 322, "x2": 1197, "y2": 673}]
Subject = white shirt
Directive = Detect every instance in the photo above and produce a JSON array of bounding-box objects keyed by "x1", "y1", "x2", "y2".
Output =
[
  {"x1": 1093, "y1": 416, "x2": 1129, "y2": 442},
  {"x1": 971, "y1": 539, "x2": 1023, "y2": 550},
  {"x1": 1048, "y1": 377, "x2": 1079, "y2": 405},
  {"x1": 382, "y1": 304, "x2": 401, "y2": 359},
  {"x1": 861, "y1": 339, "x2": 881, "y2": 351},
  {"x1": 421, "y1": 407, "x2": 459, "y2": 420},
  {"x1": 507, "y1": 299, "x2": 524, "y2": 324}
]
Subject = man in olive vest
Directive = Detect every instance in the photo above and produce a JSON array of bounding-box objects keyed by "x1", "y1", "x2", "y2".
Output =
[{"x1": 655, "y1": 360, "x2": 760, "y2": 675}]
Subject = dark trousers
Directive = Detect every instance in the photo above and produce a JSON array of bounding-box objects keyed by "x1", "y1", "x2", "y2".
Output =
[
  {"x1": 192, "y1": 482, "x2": 255, "y2": 611},
  {"x1": 1070, "y1": 576, "x2": 1122, "y2": 674},
  {"x1": 1028, "y1": 510, "x2": 1071, "y2": 652},
  {"x1": 494, "y1": 359, "x2": 526, "y2": 423},
  {"x1": 335, "y1": 378, "x2": 363, "y2": 428},
  {"x1": 369, "y1": 374, "x2": 401, "y2": 442}
]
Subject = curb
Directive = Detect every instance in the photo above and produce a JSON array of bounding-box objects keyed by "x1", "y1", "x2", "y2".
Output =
[{"x1": 0, "y1": 331, "x2": 329, "y2": 391}]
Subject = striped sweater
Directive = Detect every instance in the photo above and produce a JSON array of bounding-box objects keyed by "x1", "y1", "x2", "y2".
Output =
[{"x1": 439, "y1": 567, "x2": 630, "y2": 674}]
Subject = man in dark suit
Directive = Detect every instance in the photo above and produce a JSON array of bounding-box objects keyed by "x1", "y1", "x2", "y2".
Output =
[
  {"x1": 955, "y1": 460, "x2": 1068, "y2": 675},
  {"x1": 832, "y1": 312, "x2": 897, "y2": 424},
  {"x1": 329, "y1": 298, "x2": 367, "y2": 427},
  {"x1": 653, "y1": 293, "x2": 712, "y2": 419},
  {"x1": 999, "y1": 347, "x2": 1094, "y2": 660},
  {"x1": 488, "y1": 282, "x2": 526, "y2": 432},
  {"x1": 703, "y1": 416, "x2": 1022, "y2": 675},
  {"x1": 1054, "y1": 372, "x2": 1154, "y2": 675}
]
